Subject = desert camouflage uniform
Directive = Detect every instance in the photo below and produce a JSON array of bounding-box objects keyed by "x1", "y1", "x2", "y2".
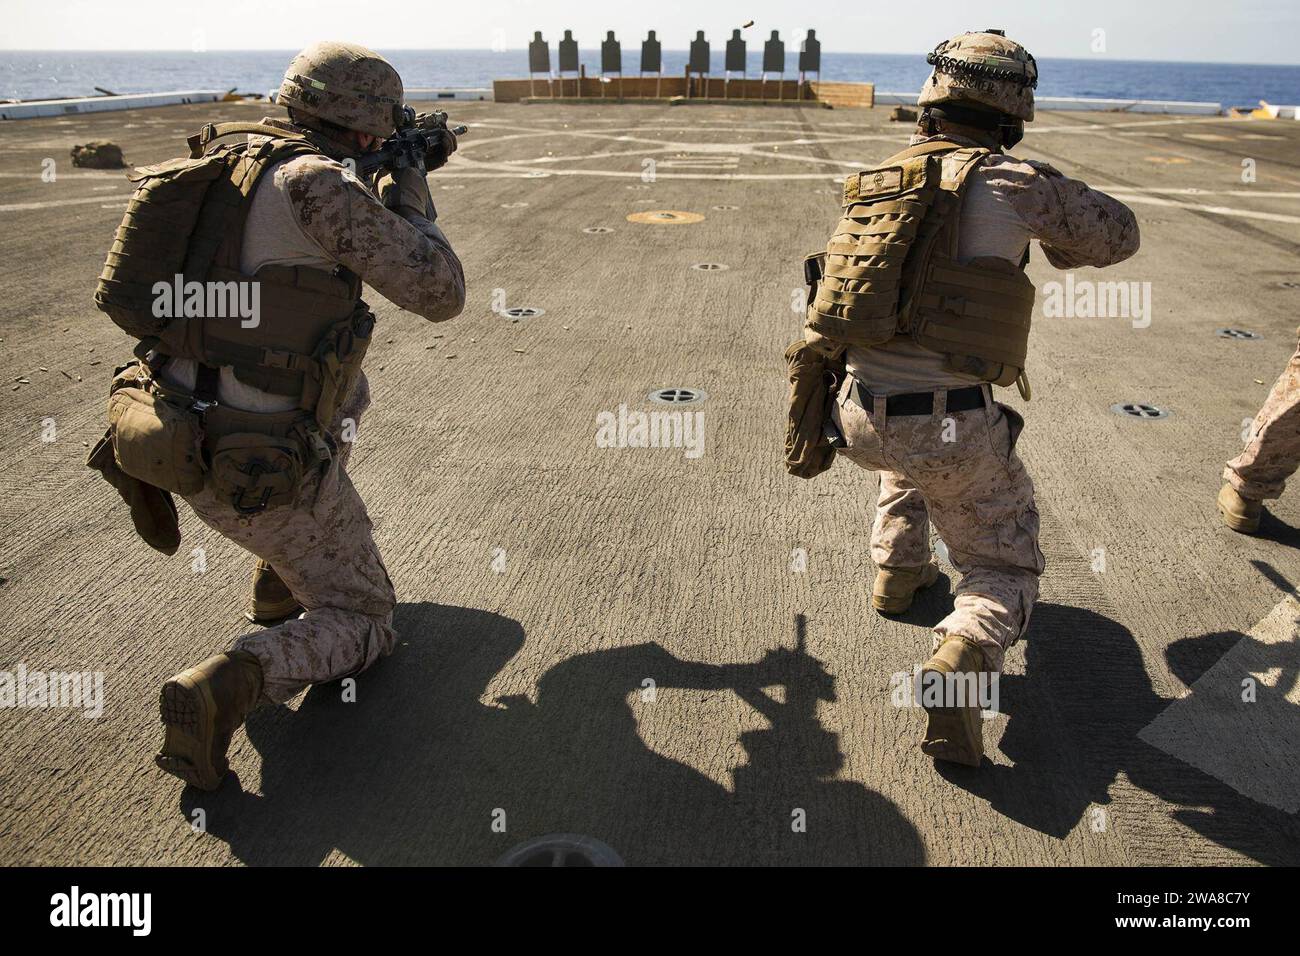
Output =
[
  {"x1": 835, "y1": 134, "x2": 1139, "y2": 671},
  {"x1": 1224, "y1": 335, "x2": 1300, "y2": 501},
  {"x1": 187, "y1": 374, "x2": 390, "y2": 703},
  {"x1": 169, "y1": 121, "x2": 464, "y2": 703}
]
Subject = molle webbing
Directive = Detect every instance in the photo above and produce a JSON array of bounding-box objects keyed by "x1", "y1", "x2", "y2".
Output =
[
  {"x1": 839, "y1": 139, "x2": 959, "y2": 203},
  {"x1": 804, "y1": 139, "x2": 1036, "y2": 386},
  {"x1": 913, "y1": 258, "x2": 1036, "y2": 370},
  {"x1": 94, "y1": 123, "x2": 319, "y2": 343},
  {"x1": 807, "y1": 142, "x2": 982, "y2": 347},
  {"x1": 165, "y1": 264, "x2": 362, "y2": 400},
  {"x1": 156, "y1": 125, "x2": 373, "y2": 428},
  {"x1": 186, "y1": 122, "x2": 308, "y2": 159},
  {"x1": 95, "y1": 159, "x2": 227, "y2": 340},
  {"x1": 808, "y1": 166, "x2": 936, "y2": 344}
]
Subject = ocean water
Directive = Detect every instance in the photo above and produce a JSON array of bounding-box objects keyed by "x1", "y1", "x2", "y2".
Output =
[{"x1": 3, "y1": 49, "x2": 1298, "y2": 107}]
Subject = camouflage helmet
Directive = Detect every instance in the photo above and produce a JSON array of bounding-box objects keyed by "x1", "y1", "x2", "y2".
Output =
[
  {"x1": 277, "y1": 41, "x2": 404, "y2": 139},
  {"x1": 918, "y1": 30, "x2": 1037, "y2": 121}
]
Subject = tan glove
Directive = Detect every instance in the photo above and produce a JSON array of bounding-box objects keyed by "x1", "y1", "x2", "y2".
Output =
[{"x1": 375, "y1": 166, "x2": 436, "y2": 221}]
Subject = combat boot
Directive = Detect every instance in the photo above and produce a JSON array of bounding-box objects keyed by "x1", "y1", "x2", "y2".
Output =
[
  {"x1": 1217, "y1": 483, "x2": 1262, "y2": 534},
  {"x1": 918, "y1": 636, "x2": 988, "y2": 768},
  {"x1": 245, "y1": 559, "x2": 302, "y2": 624},
  {"x1": 156, "y1": 650, "x2": 264, "y2": 791},
  {"x1": 872, "y1": 561, "x2": 940, "y2": 614}
]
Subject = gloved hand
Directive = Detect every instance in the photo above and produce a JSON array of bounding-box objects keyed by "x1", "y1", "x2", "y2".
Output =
[
  {"x1": 375, "y1": 165, "x2": 437, "y2": 221},
  {"x1": 423, "y1": 127, "x2": 458, "y2": 172}
]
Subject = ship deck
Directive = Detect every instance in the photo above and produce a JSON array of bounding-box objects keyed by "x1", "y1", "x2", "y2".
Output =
[{"x1": 1, "y1": 98, "x2": 1298, "y2": 865}]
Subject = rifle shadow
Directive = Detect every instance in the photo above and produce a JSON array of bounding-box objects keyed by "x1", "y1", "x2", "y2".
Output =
[{"x1": 181, "y1": 604, "x2": 924, "y2": 866}]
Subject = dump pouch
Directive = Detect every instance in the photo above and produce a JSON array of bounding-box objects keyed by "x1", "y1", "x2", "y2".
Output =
[
  {"x1": 784, "y1": 337, "x2": 847, "y2": 479},
  {"x1": 86, "y1": 431, "x2": 182, "y2": 555},
  {"x1": 106, "y1": 371, "x2": 206, "y2": 496}
]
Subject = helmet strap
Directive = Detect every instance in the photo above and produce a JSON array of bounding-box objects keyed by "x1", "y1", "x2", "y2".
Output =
[
  {"x1": 924, "y1": 104, "x2": 1023, "y2": 149},
  {"x1": 999, "y1": 118, "x2": 1025, "y2": 149},
  {"x1": 286, "y1": 108, "x2": 365, "y2": 160}
]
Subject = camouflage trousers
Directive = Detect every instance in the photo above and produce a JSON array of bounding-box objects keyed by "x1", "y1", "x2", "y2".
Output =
[
  {"x1": 184, "y1": 373, "x2": 397, "y2": 704},
  {"x1": 1224, "y1": 339, "x2": 1300, "y2": 501},
  {"x1": 831, "y1": 378, "x2": 1045, "y2": 672}
]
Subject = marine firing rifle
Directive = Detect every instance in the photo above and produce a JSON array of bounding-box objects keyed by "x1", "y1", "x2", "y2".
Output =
[{"x1": 357, "y1": 105, "x2": 468, "y2": 175}]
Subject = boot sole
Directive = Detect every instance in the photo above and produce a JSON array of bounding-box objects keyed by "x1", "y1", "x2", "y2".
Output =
[
  {"x1": 244, "y1": 598, "x2": 304, "y2": 625},
  {"x1": 872, "y1": 593, "x2": 916, "y2": 614},
  {"x1": 872, "y1": 564, "x2": 940, "y2": 615},
  {"x1": 1217, "y1": 501, "x2": 1261, "y2": 534},
  {"x1": 919, "y1": 667, "x2": 983, "y2": 768},
  {"x1": 155, "y1": 672, "x2": 224, "y2": 791}
]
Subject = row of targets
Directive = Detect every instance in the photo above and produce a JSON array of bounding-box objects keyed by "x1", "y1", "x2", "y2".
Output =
[{"x1": 527, "y1": 29, "x2": 822, "y2": 83}]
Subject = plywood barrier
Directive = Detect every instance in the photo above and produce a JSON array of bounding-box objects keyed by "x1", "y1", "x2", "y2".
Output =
[
  {"x1": 811, "y1": 81, "x2": 876, "y2": 109},
  {"x1": 494, "y1": 76, "x2": 817, "y2": 103}
]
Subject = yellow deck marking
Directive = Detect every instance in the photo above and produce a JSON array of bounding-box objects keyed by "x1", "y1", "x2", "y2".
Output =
[{"x1": 627, "y1": 209, "x2": 705, "y2": 225}]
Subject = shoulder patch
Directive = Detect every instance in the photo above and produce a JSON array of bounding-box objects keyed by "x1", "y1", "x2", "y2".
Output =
[{"x1": 859, "y1": 167, "x2": 904, "y2": 197}]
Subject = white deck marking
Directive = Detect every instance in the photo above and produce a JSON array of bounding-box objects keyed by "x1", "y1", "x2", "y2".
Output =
[
  {"x1": 457, "y1": 117, "x2": 1300, "y2": 192},
  {"x1": 1081, "y1": 127, "x2": 1300, "y2": 189},
  {"x1": 660, "y1": 156, "x2": 742, "y2": 170},
  {"x1": 440, "y1": 170, "x2": 848, "y2": 180},
  {"x1": 1034, "y1": 116, "x2": 1258, "y2": 133},
  {"x1": 0, "y1": 194, "x2": 129, "y2": 213},
  {"x1": 6, "y1": 117, "x2": 1299, "y2": 213},
  {"x1": 1092, "y1": 188, "x2": 1300, "y2": 198},
  {"x1": 1102, "y1": 192, "x2": 1300, "y2": 224},
  {"x1": 0, "y1": 172, "x2": 128, "y2": 179},
  {"x1": 1139, "y1": 595, "x2": 1300, "y2": 813}
]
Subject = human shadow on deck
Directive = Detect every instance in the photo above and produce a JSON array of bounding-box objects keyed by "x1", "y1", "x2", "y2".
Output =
[
  {"x1": 181, "y1": 604, "x2": 923, "y2": 866},
  {"x1": 935, "y1": 601, "x2": 1300, "y2": 865}
]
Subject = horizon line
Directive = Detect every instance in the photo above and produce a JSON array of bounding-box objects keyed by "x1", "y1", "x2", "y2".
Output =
[{"x1": 1, "y1": 47, "x2": 1298, "y2": 69}]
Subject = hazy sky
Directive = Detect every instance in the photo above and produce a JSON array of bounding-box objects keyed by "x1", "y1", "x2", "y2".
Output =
[{"x1": 2, "y1": 0, "x2": 1298, "y2": 64}]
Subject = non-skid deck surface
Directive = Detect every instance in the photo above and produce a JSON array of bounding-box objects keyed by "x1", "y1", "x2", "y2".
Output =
[{"x1": 1, "y1": 99, "x2": 1298, "y2": 865}]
